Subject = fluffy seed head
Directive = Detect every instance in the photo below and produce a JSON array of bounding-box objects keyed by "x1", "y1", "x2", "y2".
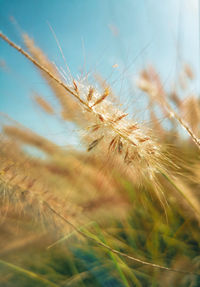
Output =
[{"x1": 70, "y1": 81, "x2": 166, "y2": 180}]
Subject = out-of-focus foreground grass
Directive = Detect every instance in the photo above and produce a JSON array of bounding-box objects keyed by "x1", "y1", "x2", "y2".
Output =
[{"x1": 0, "y1": 33, "x2": 200, "y2": 286}]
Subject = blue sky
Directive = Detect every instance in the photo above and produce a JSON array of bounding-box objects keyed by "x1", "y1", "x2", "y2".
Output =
[{"x1": 0, "y1": 0, "x2": 199, "y2": 146}]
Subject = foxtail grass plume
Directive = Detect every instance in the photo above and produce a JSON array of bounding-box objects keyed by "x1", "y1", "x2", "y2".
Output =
[{"x1": 0, "y1": 32, "x2": 167, "y2": 181}]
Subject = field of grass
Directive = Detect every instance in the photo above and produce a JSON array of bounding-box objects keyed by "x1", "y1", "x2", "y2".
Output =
[{"x1": 0, "y1": 31, "x2": 200, "y2": 286}]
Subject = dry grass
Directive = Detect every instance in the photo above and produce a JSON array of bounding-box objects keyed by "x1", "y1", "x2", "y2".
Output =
[{"x1": 0, "y1": 32, "x2": 200, "y2": 286}]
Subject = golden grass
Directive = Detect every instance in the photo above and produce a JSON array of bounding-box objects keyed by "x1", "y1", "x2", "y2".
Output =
[{"x1": 0, "y1": 31, "x2": 200, "y2": 284}]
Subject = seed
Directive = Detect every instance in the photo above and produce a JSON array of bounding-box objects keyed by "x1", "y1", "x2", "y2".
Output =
[
  {"x1": 118, "y1": 138, "x2": 123, "y2": 154},
  {"x1": 87, "y1": 87, "x2": 94, "y2": 102},
  {"x1": 88, "y1": 136, "x2": 104, "y2": 151},
  {"x1": 92, "y1": 88, "x2": 109, "y2": 107}
]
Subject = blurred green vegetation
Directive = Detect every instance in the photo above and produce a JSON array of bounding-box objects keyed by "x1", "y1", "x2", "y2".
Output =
[{"x1": 0, "y1": 167, "x2": 200, "y2": 286}]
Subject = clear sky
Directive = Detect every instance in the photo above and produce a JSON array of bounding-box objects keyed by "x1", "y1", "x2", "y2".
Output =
[{"x1": 0, "y1": 0, "x2": 199, "y2": 146}]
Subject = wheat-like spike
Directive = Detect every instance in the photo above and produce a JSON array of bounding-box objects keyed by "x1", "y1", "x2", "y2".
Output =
[
  {"x1": 34, "y1": 93, "x2": 54, "y2": 115},
  {"x1": 1, "y1": 32, "x2": 200, "y2": 277},
  {"x1": 0, "y1": 173, "x2": 82, "y2": 233},
  {"x1": 0, "y1": 136, "x2": 132, "y2": 223},
  {"x1": 0, "y1": 144, "x2": 85, "y2": 230},
  {"x1": 0, "y1": 153, "x2": 198, "y2": 276},
  {"x1": 180, "y1": 95, "x2": 200, "y2": 136},
  {"x1": 0, "y1": 32, "x2": 166, "y2": 179},
  {"x1": 166, "y1": 105, "x2": 200, "y2": 148},
  {"x1": 138, "y1": 67, "x2": 200, "y2": 150},
  {"x1": 3, "y1": 125, "x2": 58, "y2": 155}
]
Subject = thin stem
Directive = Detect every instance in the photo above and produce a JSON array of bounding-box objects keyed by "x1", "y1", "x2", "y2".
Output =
[
  {"x1": 0, "y1": 32, "x2": 86, "y2": 107},
  {"x1": 45, "y1": 201, "x2": 200, "y2": 276},
  {"x1": 0, "y1": 259, "x2": 59, "y2": 287},
  {"x1": 163, "y1": 100, "x2": 200, "y2": 150},
  {"x1": 0, "y1": 32, "x2": 138, "y2": 147},
  {"x1": 1, "y1": 31, "x2": 199, "y2": 276}
]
